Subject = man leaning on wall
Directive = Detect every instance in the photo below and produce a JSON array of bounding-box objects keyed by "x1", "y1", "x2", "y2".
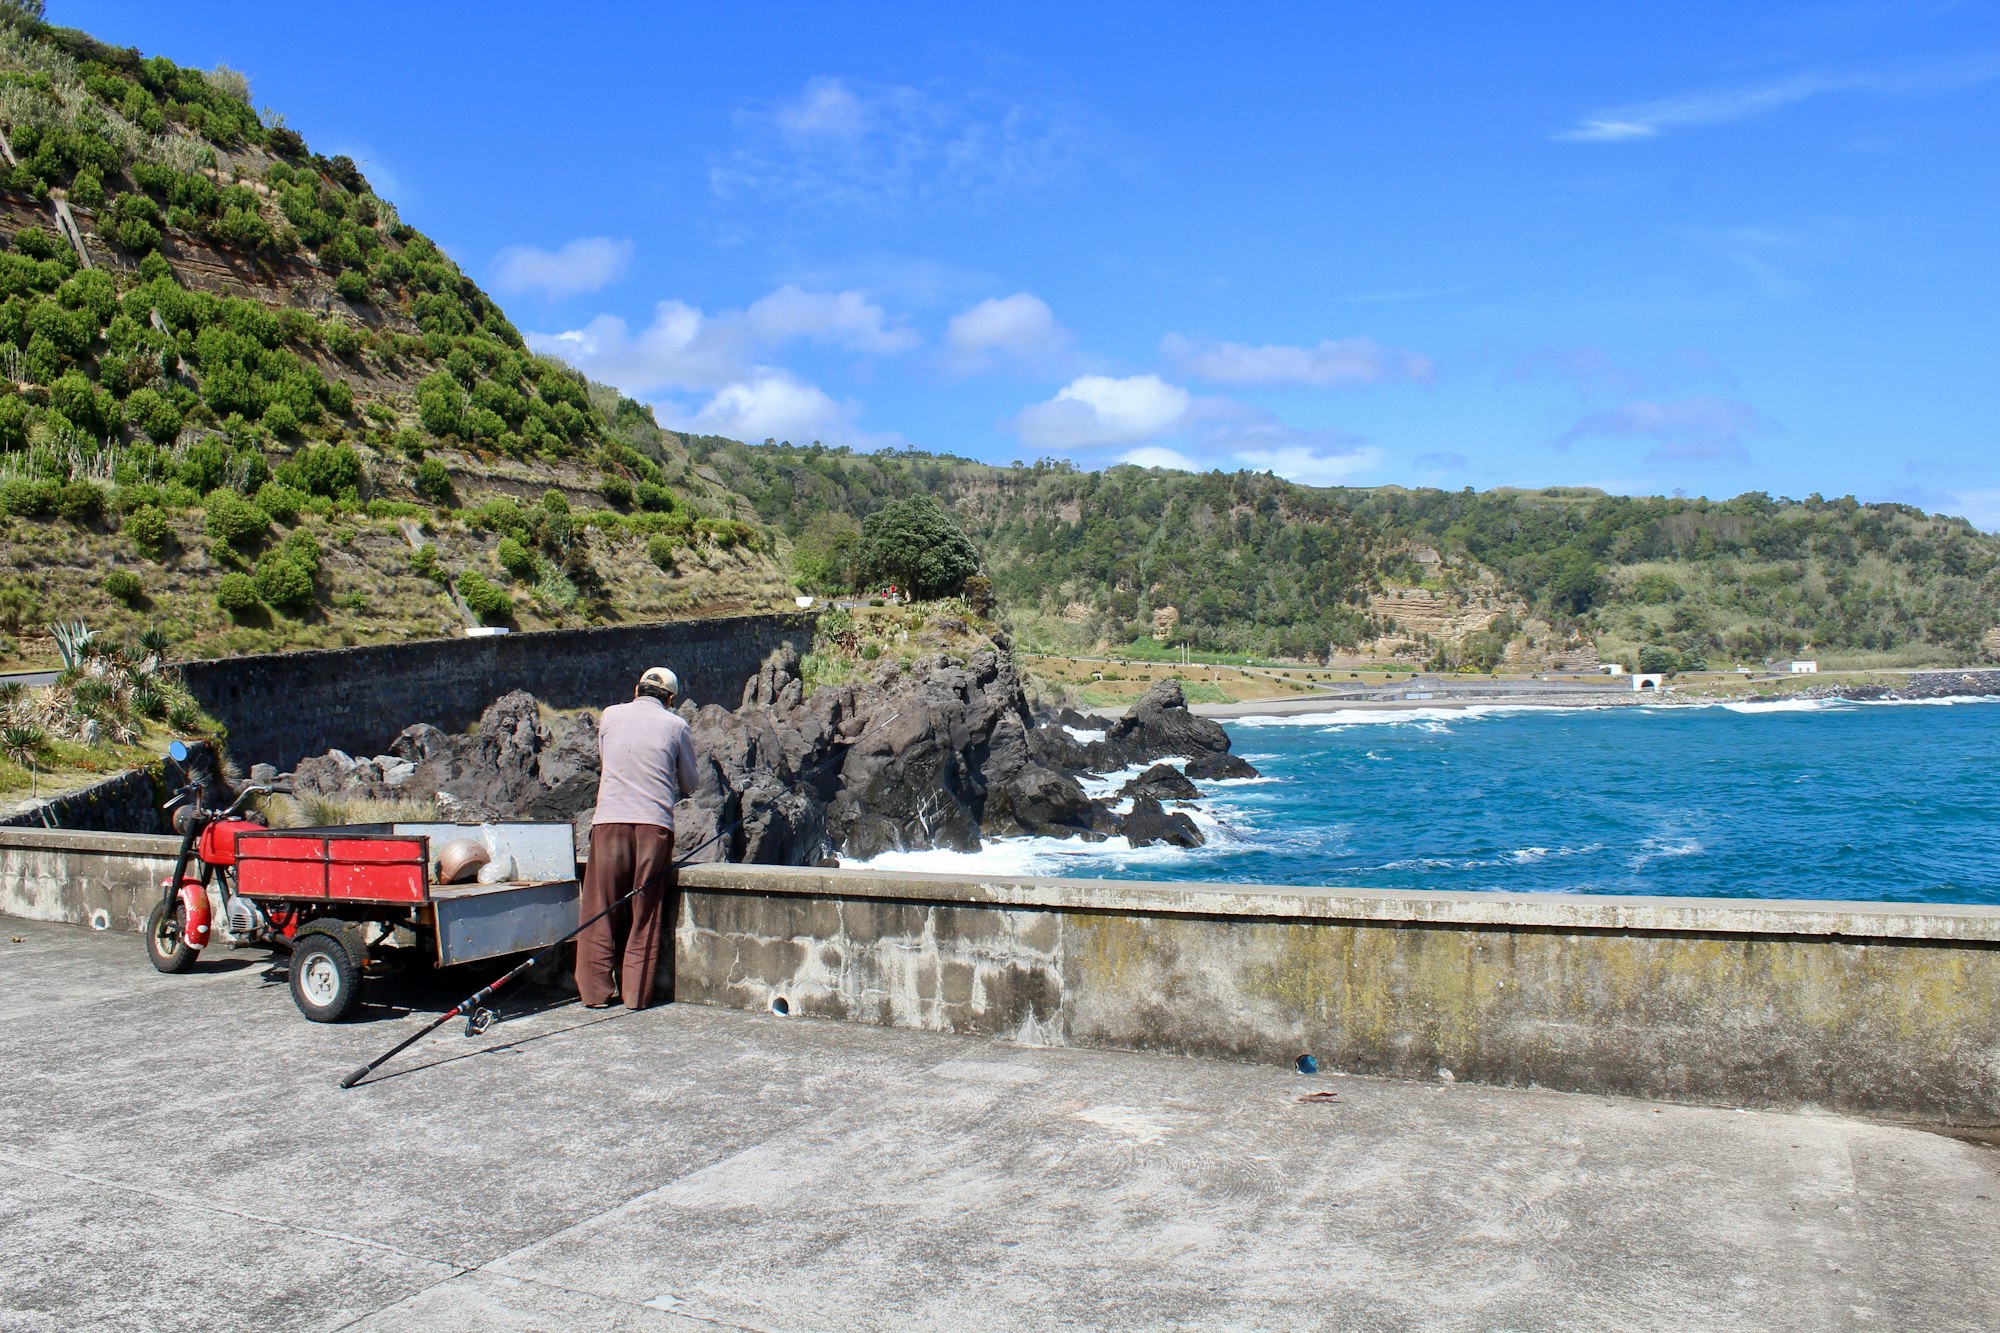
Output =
[{"x1": 575, "y1": 666, "x2": 700, "y2": 1010}]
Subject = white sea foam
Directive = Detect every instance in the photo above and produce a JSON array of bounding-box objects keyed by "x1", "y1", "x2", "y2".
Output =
[
  {"x1": 1229, "y1": 703, "x2": 1603, "y2": 732},
  {"x1": 1713, "y1": 694, "x2": 2000, "y2": 715},
  {"x1": 1062, "y1": 725, "x2": 1106, "y2": 743},
  {"x1": 1366, "y1": 842, "x2": 1604, "y2": 874}
]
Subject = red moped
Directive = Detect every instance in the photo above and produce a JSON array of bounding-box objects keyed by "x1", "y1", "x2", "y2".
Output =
[{"x1": 143, "y1": 738, "x2": 287, "y2": 974}]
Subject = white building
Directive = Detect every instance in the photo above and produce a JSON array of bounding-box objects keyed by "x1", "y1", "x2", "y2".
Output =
[
  {"x1": 1598, "y1": 663, "x2": 1626, "y2": 676},
  {"x1": 1772, "y1": 659, "x2": 1819, "y2": 674},
  {"x1": 1631, "y1": 673, "x2": 1666, "y2": 691}
]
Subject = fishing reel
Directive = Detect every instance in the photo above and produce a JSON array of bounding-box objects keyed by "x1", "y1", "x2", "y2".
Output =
[{"x1": 462, "y1": 1007, "x2": 496, "y2": 1038}]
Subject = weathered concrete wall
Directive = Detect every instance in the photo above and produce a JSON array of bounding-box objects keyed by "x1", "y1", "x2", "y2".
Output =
[
  {"x1": 0, "y1": 769, "x2": 164, "y2": 834},
  {"x1": 676, "y1": 867, "x2": 2000, "y2": 1126},
  {"x1": 177, "y1": 612, "x2": 814, "y2": 771},
  {"x1": 0, "y1": 828, "x2": 179, "y2": 931},
  {"x1": 8, "y1": 832, "x2": 1995, "y2": 1124}
]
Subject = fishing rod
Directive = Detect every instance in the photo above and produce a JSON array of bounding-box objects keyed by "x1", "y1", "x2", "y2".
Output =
[{"x1": 338, "y1": 815, "x2": 743, "y2": 1090}]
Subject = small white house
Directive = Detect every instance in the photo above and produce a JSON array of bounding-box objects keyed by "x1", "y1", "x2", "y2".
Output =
[
  {"x1": 1632, "y1": 673, "x2": 1667, "y2": 691},
  {"x1": 1598, "y1": 663, "x2": 1627, "y2": 676},
  {"x1": 1770, "y1": 659, "x2": 1819, "y2": 674}
]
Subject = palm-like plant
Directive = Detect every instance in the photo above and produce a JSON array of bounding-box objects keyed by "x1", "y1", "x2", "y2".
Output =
[{"x1": 2, "y1": 721, "x2": 49, "y2": 799}]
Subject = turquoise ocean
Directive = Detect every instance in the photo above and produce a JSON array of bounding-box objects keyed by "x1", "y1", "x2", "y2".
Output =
[{"x1": 868, "y1": 697, "x2": 2000, "y2": 905}]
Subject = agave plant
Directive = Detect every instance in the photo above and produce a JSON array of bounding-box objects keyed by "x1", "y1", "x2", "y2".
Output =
[
  {"x1": 47, "y1": 620, "x2": 95, "y2": 671},
  {"x1": 165, "y1": 696, "x2": 204, "y2": 733},
  {"x1": 2, "y1": 721, "x2": 48, "y2": 799},
  {"x1": 129, "y1": 681, "x2": 164, "y2": 721},
  {"x1": 137, "y1": 625, "x2": 170, "y2": 655}
]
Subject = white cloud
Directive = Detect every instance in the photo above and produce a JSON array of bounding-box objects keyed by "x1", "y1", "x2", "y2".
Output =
[
  {"x1": 526, "y1": 286, "x2": 916, "y2": 396},
  {"x1": 1120, "y1": 445, "x2": 1202, "y2": 472},
  {"x1": 683, "y1": 372, "x2": 855, "y2": 444},
  {"x1": 1013, "y1": 375, "x2": 1192, "y2": 448},
  {"x1": 949, "y1": 293, "x2": 1066, "y2": 356},
  {"x1": 713, "y1": 75, "x2": 1094, "y2": 213},
  {"x1": 528, "y1": 301, "x2": 736, "y2": 393},
  {"x1": 1162, "y1": 333, "x2": 1433, "y2": 388},
  {"x1": 1230, "y1": 443, "x2": 1384, "y2": 486},
  {"x1": 743, "y1": 285, "x2": 919, "y2": 354},
  {"x1": 1558, "y1": 55, "x2": 2000, "y2": 143},
  {"x1": 943, "y1": 292, "x2": 1072, "y2": 373},
  {"x1": 773, "y1": 76, "x2": 868, "y2": 137},
  {"x1": 491, "y1": 237, "x2": 634, "y2": 301}
]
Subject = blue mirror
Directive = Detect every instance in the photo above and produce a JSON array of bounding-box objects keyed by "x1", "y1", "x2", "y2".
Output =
[{"x1": 168, "y1": 740, "x2": 188, "y2": 762}]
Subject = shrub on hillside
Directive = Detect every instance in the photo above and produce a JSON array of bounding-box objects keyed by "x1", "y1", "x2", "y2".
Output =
[
  {"x1": 253, "y1": 482, "x2": 306, "y2": 524},
  {"x1": 646, "y1": 534, "x2": 678, "y2": 569},
  {"x1": 123, "y1": 387, "x2": 184, "y2": 444},
  {"x1": 283, "y1": 442, "x2": 362, "y2": 500},
  {"x1": 253, "y1": 553, "x2": 314, "y2": 613},
  {"x1": 456, "y1": 569, "x2": 511, "y2": 623},
  {"x1": 413, "y1": 457, "x2": 452, "y2": 504},
  {"x1": 0, "y1": 478, "x2": 59, "y2": 518},
  {"x1": 202, "y1": 489, "x2": 267, "y2": 549},
  {"x1": 260, "y1": 401, "x2": 300, "y2": 438},
  {"x1": 599, "y1": 476, "x2": 633, "y2": 508},
  {"x1": 55, "y1": 481, "x2": 106, "y2": 524},
  {"x1": 215, "y1": 572, "x2": 260, "y2": 617},
  {"x1": 103, "y1": 570, "x2": 145, "y2": 605},
  {"x1": 124, "y1": 505, "x2": 172, "y2": 560},
  {"x1": 495, "y1": 536, "x2": 537, "y2": 581},
  {"x1": 410, "y1": 543, "x2": 444, "y2": 584}
]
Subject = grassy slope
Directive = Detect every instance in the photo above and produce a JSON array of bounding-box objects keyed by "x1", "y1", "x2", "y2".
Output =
[{"x1": 0, "y1": 15, "x2": 790, "y2": 670}]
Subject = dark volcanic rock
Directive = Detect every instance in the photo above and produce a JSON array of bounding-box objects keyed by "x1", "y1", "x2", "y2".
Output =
[
  {"x1": 273, "y1": 638, "x2": 1257, "y2": 865},
  {"x1": 1185, "y1": 751, "x2": 1260, "y2": 780},
  {"x1": 1119, "y1": 762, "x2": 1200, "y2": 802},
  {"x1": 1122, "y1": 794, "x2": 1203, "y2": 848},
  {"x1": 1100, "y1": 680, "x2": 1232, "y2": 765}
]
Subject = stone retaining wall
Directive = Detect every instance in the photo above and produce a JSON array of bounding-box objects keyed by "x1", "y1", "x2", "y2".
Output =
[
  {"x1": 8, "y1": 831, "x2": 1994, "y2": 1125},
  {"x1": 176, "y1": 612, "x2": 814, "y2": 770},
  {"x1": 0, "y1": 769, "x2": 163, "y2": 834}
]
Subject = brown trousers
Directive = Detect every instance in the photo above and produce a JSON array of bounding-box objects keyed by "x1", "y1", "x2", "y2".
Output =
[{"x1": 574, "y1": 822, "x2": 677, "y2": 1010}]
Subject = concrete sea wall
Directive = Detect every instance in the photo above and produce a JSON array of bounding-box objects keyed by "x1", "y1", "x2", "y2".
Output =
[
  {"x1": 176, "y1": 612, "x2": 815, "y2": 771},
  {"x1": 674, "y1": 866, "x2": 2000, "y2": 1127},
  {"x1": 0, "y1": 827, "x2": 180, "y2": 932},
  {"x1": 7, "y1": 830, "x2": 1994, "y2": 1126}
]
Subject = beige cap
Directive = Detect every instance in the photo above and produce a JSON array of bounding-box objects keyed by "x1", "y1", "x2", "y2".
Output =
[{"x1": 639, "y1": 666, "x2": 680, "y2": 696}]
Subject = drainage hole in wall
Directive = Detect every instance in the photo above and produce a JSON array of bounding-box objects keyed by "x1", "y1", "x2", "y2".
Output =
[
  {"x1": 88, "y1": 909, "x2": 110, "y2": 932},
  {"x1": 1295, "y1": 1054, "x2": 1318, "y2": 1075},
  {"x1": 770, "y1": 996, "x2": 790, "y2": 1017}
]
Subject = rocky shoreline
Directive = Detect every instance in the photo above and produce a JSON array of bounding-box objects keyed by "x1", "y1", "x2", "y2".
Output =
[{"x1": 270, "y1": 645, "x2": 1258, "y2": 865}]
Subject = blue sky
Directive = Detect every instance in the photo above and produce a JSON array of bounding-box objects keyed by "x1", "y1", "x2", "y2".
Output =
[{"x1": 60, "y1": 1, "x2": 2000, "y2": 524}]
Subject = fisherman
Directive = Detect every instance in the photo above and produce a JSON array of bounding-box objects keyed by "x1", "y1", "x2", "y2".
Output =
[{"x1": 576, "y1": 665, "x2": 700, "y2": 1010}]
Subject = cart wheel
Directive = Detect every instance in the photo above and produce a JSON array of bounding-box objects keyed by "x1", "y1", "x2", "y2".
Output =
[
  {"x1": 145, "y1": 898, "x2": 199, "y2": 974},
  {"x1": 290, "y1": 932, "x2": 361, "y2": 1023}
]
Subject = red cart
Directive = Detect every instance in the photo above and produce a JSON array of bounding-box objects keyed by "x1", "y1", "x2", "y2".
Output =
[
  {"x1": 144, "y1": 741, "x2": 582, "y2": 1022},
  {"x1": 229, "y1": 822, "x2": 581, "y2": 1022}
]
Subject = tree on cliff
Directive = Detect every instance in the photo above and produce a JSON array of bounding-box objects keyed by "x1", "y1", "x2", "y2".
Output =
[{"x1": 862, "y1": 495, "x2": 980, "y2": 599}]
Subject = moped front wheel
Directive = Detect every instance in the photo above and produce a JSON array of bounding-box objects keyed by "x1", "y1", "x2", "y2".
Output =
[{"x1": 144, "y1": 898, "x2": 199, "y2": 974}]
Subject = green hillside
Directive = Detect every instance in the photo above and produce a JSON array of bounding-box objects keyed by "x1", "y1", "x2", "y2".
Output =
[
  {"x1": 696, "y1": 440, "x2": 2000, "y2": 671},
  {"x1": 0, "y1": 11, "x2": 786, "y2": 670}
]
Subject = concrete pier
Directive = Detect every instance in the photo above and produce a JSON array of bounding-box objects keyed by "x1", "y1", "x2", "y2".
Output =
[{"x1": 1, "y1": 923, "x2": 1996, "y2": 1331}]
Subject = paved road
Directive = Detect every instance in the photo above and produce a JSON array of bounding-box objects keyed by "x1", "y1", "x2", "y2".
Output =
[{"x1": 2, "y1": 922, "x2": 1996, "y2": 1331}]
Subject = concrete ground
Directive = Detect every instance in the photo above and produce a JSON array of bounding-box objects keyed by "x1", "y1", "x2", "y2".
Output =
[{"x1": 1, "y1": 925, "x2": 1996, "y2": 1333}]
